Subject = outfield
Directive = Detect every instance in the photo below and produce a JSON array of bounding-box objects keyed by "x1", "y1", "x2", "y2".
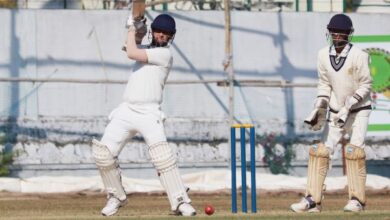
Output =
[{"x1": 0, "y1": 191, "x2": 389, "y2": 220}]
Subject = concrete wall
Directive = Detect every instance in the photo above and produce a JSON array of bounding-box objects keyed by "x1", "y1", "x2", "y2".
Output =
[{"x1": 0, "y1": 10, "x2": 389, "y2": 178}]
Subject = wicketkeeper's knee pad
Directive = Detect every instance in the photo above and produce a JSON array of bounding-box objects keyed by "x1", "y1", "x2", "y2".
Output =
[
  {"x1": 306, "y1": 143, "x2": 330, "y2": 204},
  {"x1": 345, "y1": 144, "x2": 366, "y2": 205},
  {"x1": 149, "y1": 142, "x2": 191, "y2": 211},
  {"x1": 92, "y1": 139, "x2": 126, "y2": 201}
]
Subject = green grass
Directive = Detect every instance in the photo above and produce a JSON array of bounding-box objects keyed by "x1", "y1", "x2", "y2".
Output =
[{"x1": 0, "y1": 192, "x2": 389, "y2": 220}]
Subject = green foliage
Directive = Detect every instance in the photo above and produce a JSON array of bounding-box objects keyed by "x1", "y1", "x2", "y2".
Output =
[
  {"x1": 259, "y1": 133, "x2": 295, "y2": 174},
  {"x1": 343, "y1": 0, "x2": 354, "y2": 12},
  {"x1": 0, "y1": 151, "x2": 13, "y2": 176},
  {"x1": 0, "y1": 0, "x2": 17, "y2": 8},
  {"x1": 0, "y1": 132, "x2": 14, "y2": 177},
  {"x1": 0, "y1": 132, "x2": 5, "y2": 144}
]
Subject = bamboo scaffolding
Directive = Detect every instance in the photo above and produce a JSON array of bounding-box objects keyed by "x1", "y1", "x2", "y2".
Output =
[{"x1": 0, "y1": 77, "x2": 317, "y2": 87}]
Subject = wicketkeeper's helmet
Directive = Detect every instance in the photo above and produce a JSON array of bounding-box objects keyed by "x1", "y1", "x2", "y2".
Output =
[
  {"x1": 151, "y1": 14, "x2": 176, "y2": 35},
  {"x1": 326, "y1": 14, "x2": 354, "y2": 48},
  {"x1": 327, "y1": 14, "x2": 354, "y2": 33}
]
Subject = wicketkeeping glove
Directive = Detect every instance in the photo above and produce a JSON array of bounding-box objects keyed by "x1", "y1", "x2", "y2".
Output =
[
  {"x1": 332, "y1": 95, "x2": 359, "y2": 128},
  {"x1": 333, "y1": 107, "x2": 349, "y2": 128},
  {"x1": 344, "y1": 95, "x2": 359, "y2": 110},
  {"x1": 304, "y1": 97, "x2": 328, "y2": 131}
]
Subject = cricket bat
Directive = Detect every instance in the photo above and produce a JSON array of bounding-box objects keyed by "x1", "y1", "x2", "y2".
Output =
[
  {"x1": 122, "y1": 0, "x2": 146, "y2": 51},
  {"x1": 132, "y1": 0, "x2": 146, "y2": 21}
]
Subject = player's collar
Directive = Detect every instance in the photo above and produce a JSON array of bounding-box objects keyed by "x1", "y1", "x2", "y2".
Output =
[
  {"x1": 329, "y1": 43, "x2": 353, "y2": 57},
  {"x1": 328, "y1": 44, "x2": 352, "y2": 71}
]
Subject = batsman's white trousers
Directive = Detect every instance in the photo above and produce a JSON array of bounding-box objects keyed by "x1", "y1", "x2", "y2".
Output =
[
  {"x1": 321, "y1": 109, "x2": 371, "y2": 153},
  {"x1": 100, "y1": 103, "x2": 166, "y2": 157}
]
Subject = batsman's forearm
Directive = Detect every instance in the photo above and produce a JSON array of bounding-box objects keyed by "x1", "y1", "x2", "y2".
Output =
[
  {"x1": 126, "y1": 29, "x2": 148, "y2": 62},
  {"x1": 126, "y1": 29, "x2": 137, "y2": 57}
]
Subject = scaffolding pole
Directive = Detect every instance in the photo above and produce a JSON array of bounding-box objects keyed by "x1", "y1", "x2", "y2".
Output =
[{"x1": 0, "y1": 77, "x2": 317, "y2": 87}]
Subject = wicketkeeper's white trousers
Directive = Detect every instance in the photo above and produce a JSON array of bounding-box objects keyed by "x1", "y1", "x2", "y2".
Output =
[{"x1": 321, "y1": 109, "x2": 371, "y2": 153}]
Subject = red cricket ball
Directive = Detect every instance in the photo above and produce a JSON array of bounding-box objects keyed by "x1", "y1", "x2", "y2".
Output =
[{"x1": 204, "y1": 204, "x2": 215, "y2": 215}]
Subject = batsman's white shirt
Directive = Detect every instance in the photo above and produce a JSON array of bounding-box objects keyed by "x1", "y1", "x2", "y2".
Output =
[
  {"x1": 317, "y1": 44, "x2": 372, "y2": 150},
  {"x1": 123, "y1": 46, "x2": 172, "y2": 110},
  {"x1": 100, "y1": 46, "x2": 173, "y2": 156}
]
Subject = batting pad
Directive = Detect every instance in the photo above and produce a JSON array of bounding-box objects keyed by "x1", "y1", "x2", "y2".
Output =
[
  {"x1": 92, "y1": 139, "x2": 127, "y2": 201},
  {"x1": 306, "y1": 143, "x2": 330, "y2": 203},
  {"x1": 149, "y1": 142, "x2": 191, "y2": 211},
  {"x1": 345, "y1": 144, "x2": 366, "y2": 205}
]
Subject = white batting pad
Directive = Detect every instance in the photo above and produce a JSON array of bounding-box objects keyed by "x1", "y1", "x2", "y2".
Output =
[
  {"x1": 345, "y1": 144, "x2": 366, "y2": 205},
  {"x1": 149, "y1": 142, "x2": 191, "y2": 211},
  {"x1": 92, "y1": 139, "x2": 127, "y2": 201},
  {"x1": 306, "y1": 143, "x2": 330, "y2": 203}
]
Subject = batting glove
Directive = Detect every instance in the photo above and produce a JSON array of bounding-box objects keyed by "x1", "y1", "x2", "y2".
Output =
[
  {"x1": 125, "y1": 14, "x2": 134, "y2": 29},
  {"x1": 126, "y1": 15, "x2": 146, "y2": 30},
  {"x1": 133, "y1": 17, "x2": 147, "y2": 30},
  {"x1": 133, "y1": 17, "x2": 147, "y2": 43}
]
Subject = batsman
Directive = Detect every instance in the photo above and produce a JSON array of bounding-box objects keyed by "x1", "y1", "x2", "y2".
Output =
[
  {"x1": 291, "y1": 14, "x2": 372, "y2": 213},
  {"x1": 91, "y1": 8, "x2": 196, "y2": 217}
]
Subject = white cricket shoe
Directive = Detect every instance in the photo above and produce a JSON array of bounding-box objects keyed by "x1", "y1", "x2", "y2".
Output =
[
  {"x1": 344, "y1": 199, "x2": 364, "y2": 212},
  {"x1": 101, "y1": 196, "x2": 128, "y2": 216},
  {"x1": 176, "y1": 203, "x2": 196, "y2": 216},
  {"x1": 290, "y1": 197, "x2": 321, "y2": 213}
]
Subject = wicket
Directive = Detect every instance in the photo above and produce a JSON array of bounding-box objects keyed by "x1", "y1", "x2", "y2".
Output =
[{"x1": 230, "y1": 123, "x2": 257, "y2": 213}]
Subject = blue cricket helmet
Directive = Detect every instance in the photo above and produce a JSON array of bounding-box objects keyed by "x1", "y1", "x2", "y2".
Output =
[
  {"x1": 327, "y1": 14, "x2": 354, "y2": 33},
  {"x1": 151, "y1": 14, "x2": 176, "y2": 35}
]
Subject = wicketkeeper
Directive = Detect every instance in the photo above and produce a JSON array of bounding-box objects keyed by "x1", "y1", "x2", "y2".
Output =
[
  {"x1": 91, "y1": 13, "x2": 196, "y2": 217},
  {"x1": 291, "y1": 14, "x2": 372, "y2": 213}
]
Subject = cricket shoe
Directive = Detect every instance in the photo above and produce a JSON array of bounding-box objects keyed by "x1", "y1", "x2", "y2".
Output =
[
  {"x1": 344, "y1": 199, "x2": 364, "y2": 212},
  {"x1": 176, "y1": 203, "x2": 196, "y2": 216},
  {"x1": 290, "y1": 197, "x2": 321, "y2": 213},
  {"x1": 101, "y1": 196, "x2": 128, "y2": 216}
]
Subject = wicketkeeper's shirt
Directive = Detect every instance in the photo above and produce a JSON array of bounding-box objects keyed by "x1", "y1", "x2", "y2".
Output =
[{"x1": 317, "y1": 44, "x2": 372, "y2": 112}]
